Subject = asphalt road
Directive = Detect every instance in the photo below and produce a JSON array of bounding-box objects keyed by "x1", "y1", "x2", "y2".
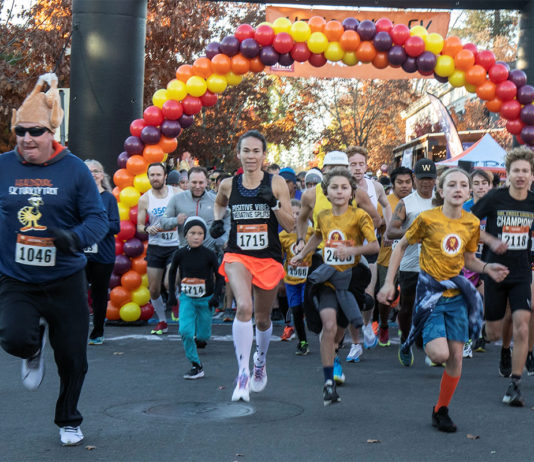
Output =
[{"x1": 1, "y1": 321, "x2": 532, "y2": 462}]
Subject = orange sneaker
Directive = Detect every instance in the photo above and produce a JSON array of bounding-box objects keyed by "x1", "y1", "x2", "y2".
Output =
[
  {"x1": 280, "y1": 326, "x2": 295, "y2": 341},
  {"x1": 372, "y1": 321, "x2": 379, "y2": 336}
]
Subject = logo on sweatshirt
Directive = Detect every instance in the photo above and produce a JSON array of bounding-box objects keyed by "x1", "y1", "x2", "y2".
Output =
[
  {"x1": 442, "y1": 233, "x2": 462, "y2": 256},
  {"x1": 17, "y1": 195, "x2": 47, "y2": 232}
]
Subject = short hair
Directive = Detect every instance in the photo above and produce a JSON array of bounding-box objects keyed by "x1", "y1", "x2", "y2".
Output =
[
  {"x1": 346, "y1": 145, "x2": 368, "y2": 159},
  {"x1": 505, "y1": 146, "x2": 534, "y2": 173},
  {"x1": 237, "y1": 130, "x2": 267, "y2": 152},
  {"x1": 390, "y1": 166, "x2": 413, "y2": 186},
  {"x1": 216, "y1": 173, "x2": 231, "y2": 185},
  {"x1": 470, "y1": 169, "x2": 492, "y2": 184},
  {"x1": 147, "y1": 162, "x2": 166, "y2": 174},
  {"x1": 290, "y1": 198, "x2": 301, "y2": 208},
  {"x1": 267, "y1": 163, "x2": 280, "y2": 171},
  {"x1": 188, "y1": 166, "x2": 208, "y2": 179}
]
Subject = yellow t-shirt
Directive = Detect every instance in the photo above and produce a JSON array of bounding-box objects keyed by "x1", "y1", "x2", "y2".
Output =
[
  {"x1": 315, "y1": 207, "x2": 376, "y2": 272},
  {"x1": 376, "y1": 193, "x2": 400, "y2": 267},
  {"x1": 405, "y1": 206, "x2": 480, "y2": 296},
  {"x1": 280, "y1": 227, "x2": 314, "y2": 284}
]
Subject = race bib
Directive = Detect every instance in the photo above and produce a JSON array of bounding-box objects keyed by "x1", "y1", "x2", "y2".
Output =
[
  {"x1": 15, "y1": 235, "x2": 56, "y2": 267},
  {"x1": 84, "y1": 243, "x2": 98, "y2": 254},
  {"x1": 237, "y1": 224, "x2": 268, "y2": 250},
  {"x1": 287, "y1": 263, "x2": 309, "y2": 279},
  {"x1": 502, "y1": 225, "x2": 529, "y2": 250},
  {"x1": 181, "y1": 277, "x2": 206, "y2": 298},
  {"x1": 323, "y1": 240, "x2": 355, "y2": 266},
  {"x1": 159, "y1": 230, "x2": 177, "y2": 241}
]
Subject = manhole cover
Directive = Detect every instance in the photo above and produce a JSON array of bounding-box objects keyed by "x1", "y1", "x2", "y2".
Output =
[{"x1": 145, "y1": 402, "x2": 254, "y2": 420}]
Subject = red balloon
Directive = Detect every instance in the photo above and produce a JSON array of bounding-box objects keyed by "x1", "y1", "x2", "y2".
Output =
[
  {"x1": 463, "y1": 43, "x2": 478, "y2": 56},
  {"x1": 272, "y1": 32, "x2": 294, "y2": 54},
  {"x1": 200, "y1": 90, "x2": 218, "y2": 107},
  {"x1": 291, "y1": 42, "x2": 311, "y2": 62},
  {"x1": 506, "y1": 118, "x2": 525, "y2": 135},
  {"x1": 130, "y1": 119, "x2": 146, "y2": 137},
  {"x1": 488, "y1": 63, "x2": 509, "y2": 84},
  {"x1": 140, "y1": 303, "x2": 154, "y2": 321},
  {"x1": 375, "y1": 18, "x2": 393, "y2": 33},
  {"x1": 182, "y1": 95, "x2": 203, "y2": 115},
  {"x1": 390, "y1": 24, "x2": 410, "y2": 45},
  {"x1": 254, "y1": 24, "x2": 275, "y2": 46},
  {"x1": 162, "y1": 100, "x2": 183, "y2": 120},
  {"x1": 115, "y1": 239, "x2": 124, "y2": 255},
  {"x1": 143, "y1": 106, "x2": 164, "y2": 126},
  {"x1": 235, "y1": 24, "x2": 255, "y2": 42},
  {"x1": 404, "y1": 36, "x2": 425, "y2": 58},
  {"x1": 516, "y1": 134, "x2": 525, "y2": 145},
  {"x1": 117, "y1": 220, "x2": 136, "y2": 241},
  {"x1": 495, "y1": 80, "x2": 517, "y2": 101},
  {"x1": 129, "y1": 205, "x2": 138, "y2": 224},
  {"x1": 475, "y1": 50, "x2": 496, "y2": 71},
  {"x1": 500, "y1": 100, "x2": 521, "y2": 120},
  {"x1": 308, "y1": 53, "x2": 327, "y2": 67}
]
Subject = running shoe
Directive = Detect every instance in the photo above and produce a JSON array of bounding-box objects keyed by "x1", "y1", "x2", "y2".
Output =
[
  {"x1": 59, "y1": 426, "x2": 84, "y2": 446},
  {"x1": 323, "y1": 379, "x2": 341, "y2": 406},
  {"x1": 333, "y1": 356, "x2": 345, "y2": 384},
  {"x1": 223, "y1": 309, "x2": 235, "y2": 323},
  {"x1": 231, "y1": 372, "x2": 250, "y2": 402},
  {"x1": 398, "y1": 346, "x2": 414, "y2": 367},
  {"x1": 363, "y1": 323, "x2": 378, "y2": 349},
  {"x1": 346, "y1": 343, "x2": 362, "y2": 363},
  {"x1": 462, "y1": 339, "x2": 473, "y2": 358},
  {"x1": 88, "y1": 336, "x2": 104, "y2": 345},
  {"x1": 502, "y1": 380, "x2": 525, "y2": 407},
  {"x1": 473, "y1": 336, "x2": 486, "y2": 353},
  {"x1": 22, "y1": 320, "x2": 47, "y2": 391},
  {"x1": 184, "y1": 364, "x2": 204, "y2": 380},
  {"x1": 372, "y1": 321, "x2": 379, "y2": 336},
  {"x1": 425, "y1": 355, "x2": 444, "y2": 367},
  {"x1": 431, "y1": 406, "x2": 457, "y2": 433},
  {"x1": 499, "y1": 347, "x2": 512, "y2": 378},
  {"x1": 295, "y1": 341, "x2": 309, "y2": 356},
  {"x1": 250, "y1": 352, "x2": 267, "y2": 392},
  {"x1": 195, "y1": 339, "x2": 207, "y2": 349},
  {"x1": 378, "y1": 327, "x2": 390, "y2": 347},
  {"x1": 171, "y1": 302, "x2": 179, "y2": 322},
  {"x1": 526, "y1": 351, "x2": 534, "y2": 376},
  {"x1": 280, "y1": 326, "x2": 295, "y2": 341},
  {"x1": 151, "y1": 321, "x2": 168, "y2": 335}
]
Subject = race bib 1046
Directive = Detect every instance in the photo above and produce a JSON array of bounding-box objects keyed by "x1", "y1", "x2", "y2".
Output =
[
  {"x1": 237, "y1": 224, "x2": 268, "y2": 250},
  {"x1": 15, "y1": 234, "x2": 56, "y2": 267},
  {"x1": 181, "y1": 277, "x2": 206, "y2": 298}
]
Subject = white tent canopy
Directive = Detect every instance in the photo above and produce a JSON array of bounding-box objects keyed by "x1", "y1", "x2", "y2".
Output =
[{"x1": 437, "y1": 133, "x2": 506, "y2": 170}]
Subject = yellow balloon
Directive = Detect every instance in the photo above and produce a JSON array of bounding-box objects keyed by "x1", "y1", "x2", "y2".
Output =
[
  {"x1": 258, "y1": 21, "x2": 272, "y2": 27},
  {"x1": 141, "y1": 273, "x2": 149, "y2": 287},
  {"x1": 465, "y1": 82, "x2": 477, "y2": 93},
  {"x1": 410, "y1": 25, "x2": 428, "y2": 38},
  {"x1": 324, "y1": 42, "x2": 344, "y2": 62},
  {"x1": 290, "y1": 21, "x2": 311, "y2": 42},
  {"x1": 307, "y1": 32, "x2": 329, "y2": 54},
  {"x1": 166, "y1": 79, "x2": 187, "y2": 101},
  {"x1": 448, "y1": 69, "x2": 466, "y2": 88},
  {"x1": 152, "y1": 89, "x2": 168, "y2": 108},
  {"x1": 131, "y1": 286, "x2": 150, "y2": 306},
  {"x1": 434, "y1": 55, "x2": 455, "y2": 77},
  {"x1": 134, "y1": 173, "x2": 151, "y2": 193},
  {"x1": 206, "y1": 74, "x2": 228, "y2": 93},
  {"x1": 225, "y1": 71, "x2": 243, "y2": 86},
  {"x1": 342, "y1": 51, "x2": 358, "y2": 66},
  {"x1": 117, "y1": 202, "x2": 130, "y2": 221},
  {"x1": 186, "y1": 76, "x2": 207, "y2": 98},
  {"x1": 163, "y1": 153, "x2": 168, "y2": 162},
  {"x1": 119, "y1": 302, "x2": 141, "y2": 322},
  {"x1": 119, "y1": 186, "x2": 140, "y2": 207},
  {"x1": 424, "y1": 32, "x2": 444, "y2": 55},
  {"x1": 272, "y1": 17, "x2": 292, "y2": 34}
]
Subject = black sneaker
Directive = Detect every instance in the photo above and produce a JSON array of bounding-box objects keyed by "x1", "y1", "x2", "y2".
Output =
[
  {"x1": 473, "y1": 336, "x2": 486, "y2": 353},
  {"x1": 323, "y1": 379, "x2": 340, "y2": 406},
  {"x1": 525, "y1": 352, "x2": 534, "y2": 376},
  {"x1": 295, "y1": 341, "x2": 309, "y2": 356},
  {"x1": 195, "y1": 339, "x2": 207, "y2": 349},
  {"x1": 432, "y1": 406, "x2": 457, "y2": 433},
  {"x1": 184, "y1": 364, "x2": 204, "y2": 380},
  {"x1": 502, "y1": 380, "x2": 525, "y2": 407},
  {"x1": 499, "y1": 347, "x2": 512, "y2": 378}
]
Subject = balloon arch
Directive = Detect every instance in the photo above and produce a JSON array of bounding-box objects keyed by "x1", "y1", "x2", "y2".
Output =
[{"x1": 107, "y1": 15, "x2": 533, "y2": 323}]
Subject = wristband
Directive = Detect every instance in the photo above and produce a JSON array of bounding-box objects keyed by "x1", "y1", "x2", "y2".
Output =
[
  {"x1": 271, "y1": 200, "x2": 281, "y2": 211},
  {"x1": 482, "y1": 262, "x2": 489, "y2": 274},
  {"x1": 296, "y1": 238, "x2": 305, "y2": 246},
  {"x1": 144, "y1": 225, "x2": 149, "y2": 233}
]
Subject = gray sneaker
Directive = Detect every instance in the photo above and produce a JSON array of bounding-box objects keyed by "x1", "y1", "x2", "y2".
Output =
[
  {"x1": 525, "y1": 352, "x2": 534, "y2": 376},
  {"x1": 21, "y1": 320, "x2": 47, "y2": 391},
  {"x1": 502, "y1": 380, "x2": 525, "y2": 407}
]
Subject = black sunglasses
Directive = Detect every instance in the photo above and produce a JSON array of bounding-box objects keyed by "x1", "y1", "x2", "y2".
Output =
[{"x1": 14, "y1": 126, "x2": 49, "y2": 137}]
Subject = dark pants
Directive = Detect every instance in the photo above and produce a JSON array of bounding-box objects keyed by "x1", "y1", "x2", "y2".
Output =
[
  {"x1": 0, "y1": 270, "x2": 89, "y2": 427},
  {"x1": 86, "y1": 261, "x2": 114, "y2": 338}
]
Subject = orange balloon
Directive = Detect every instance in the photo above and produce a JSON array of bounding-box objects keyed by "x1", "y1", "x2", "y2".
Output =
[
  {"x1": 143, "y1": 240, "x2": 148, "y2": 252},
  {"x1": 339, "y1": 30, "x2": 361, "y2": 52},
  {"x1": 476, "y1": 80, "x2": 496, "y2": 101},
  {"x1": 112, "y1": 186, "x2": 120, "y2": 201},
  {"x1": 176, "y1": 64, "x2": 194, "y2": 83},
  {"x1": 192, "y1": 57, "x2": 213, "y2": 79},
  {"x1": 465, "y1": 64, "x2": 487, "y2": 86},
  {"x1": 131, "y1": 255, "x2": 147, "y2": 274},
  {"x1": 126, "y1": 155, "x2": 148, "y2": 176},
  {"x1": 110, "y1": 286, "x2": 131, "y2": 307},
  {"x1": 441, "y1": 36, "x2": 463, "y2": 58},
  {"x1": 324, "y1": 20, "x2": 344, "y2": 42},
  {"x1": 372, "y1": 51, "x2": 389, "y2": 69},
  {"x1": 454, "y1": 49, "x2": 475, "y2": 72},
  {"x1": 121, "y1": 270, "x2": 142, "y2": 291},
  {"x1": 143, "y1": 144, "x2": 165, "y2": 163},
  {"x1": 211, "y1": 54, "x2": 232, "y2": 75},
  {"x1": 106, "y1": 301, "x2": 121, "y2": 321},
  {"x1": 485, "y1": 98, "x2": 502, "y2": 113},
  {"x1": 308, "y1": 16, "x2": 326, "y2": 33},
  {"x1": 113, "y1": 169, "x2": 134, "y2": 189},
  {"x1": 158, "y1": 136, "x2": 178, "y2": 153},
  {"x1": 231, "y1": 53, "x2": 251, "y2": 75},
  {"x1": 249, "y1": 56, "x2": 265, "y2": 73},
  {"x1": 356, "y1": 41, "x2": 376, "y2": 63}
]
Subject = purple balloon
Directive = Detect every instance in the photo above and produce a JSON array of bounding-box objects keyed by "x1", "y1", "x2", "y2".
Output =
[
  {"x1": 123, "y1": 238, "x2": 144, "y2": 258},
  {"x1": 140, "y1": 125, "x2": 161, "y2": 145},
  {"x1": 517, "y1": 84, "x2": 534, "y2": 105},
  {"x1": 509, "y1": 69, "x2": 528, "y2": 89},
  {"x1": 124, "y1": 136, "x2": 144, "y2": 155},
  {"x1": 259, "y1": 46, "x2": 280, "y2": 66},
  {"x1": 179, "y1": 114, "x2": 194, "y2": 129},
  {"x1": 388, "y1": 46, "x2": 406, "y2": 67},
  {"x1": 114, "y1": 255, "x2": 131, "y2": 275},
  {"x1": 342, "y1": 17, "x2": 360, "y2": 31},
  {"x1": 117, "y1": 151, "x2": 130, "y2": 169},
  {"x1": 496, "y1": 60, "x2": 510, "y2": 71},
  {"x1": 205, "y1": 41, "x2": 220, "y2": 60},
  {"x1": 278, "y1": 52, "x2": 294, "y2": 67},
  {"x1": 357, "y1": 20, "x2": 376, "y2": 41},
  {"x1": 402, "y1": 57, "x2": 418, "y2": 74},
  {"x1": 135, "y1": 230, "x2": 148, "y2": 241},
  {"x1": 161, "y1": 119, "x2": 182, "y2": 138},
  {"x1": 520, "y1": 104, "x2": 534, "y2": 125},
  {"x1": 416, "y1": 51, "x2": 437, "y2": 74},
  {"x1": 240, "y1": 38, "x2": 260, "y2": 59},
  {"x1": 373, "y1": 31, "x2": 392, "y2": 52},
  {"x1": 109, "y1": 272, "x2": 121, "y2": 289},
  {"x1": 220, "y1": 35, "x2": 240, "y2": 57},
  {"x1": 521, "y1": 125, "x2": 534, "y2": 145},
  {"x1": 434, "y1": 72, "x2": 449, "y2": 84}
]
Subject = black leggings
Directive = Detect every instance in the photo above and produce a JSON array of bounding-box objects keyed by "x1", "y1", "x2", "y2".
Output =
[{"x1": 86, "y1": 261, "x2": 114, "y2": 338}]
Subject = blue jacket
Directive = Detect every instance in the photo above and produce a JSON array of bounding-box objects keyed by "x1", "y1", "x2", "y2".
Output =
[{"x1": 85, "y1": 190, "x2": 120, "y2": 264}]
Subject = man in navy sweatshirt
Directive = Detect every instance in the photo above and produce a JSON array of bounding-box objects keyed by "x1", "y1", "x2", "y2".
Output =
[{"x1": 0, "y1": 73, "x2": 108, "y2": 446}]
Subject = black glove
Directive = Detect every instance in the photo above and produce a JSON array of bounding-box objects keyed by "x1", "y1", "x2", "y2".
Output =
[
  {"x1": 208, "y1": 294, "x2": 220, "y2": 309},
  {"x1": 210, "y1": 220, "x2": 225, "y2": 239},
  {"x1": 51, "y1": 229, "x2": 81, "y2": 255},
  {"x1": 257, "y1": 184, "x2": 277, "y2": 208}
]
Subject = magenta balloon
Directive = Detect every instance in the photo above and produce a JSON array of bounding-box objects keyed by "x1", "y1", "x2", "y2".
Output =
[
  {"x1": 117, "y1": 151, "x2": 130, "y2": 169},
  {"x1": 508, "y1": 69, "x2": 527, "y2": 88},
  {"x1": 416, "y1": 51, "x2": 437, "y2": 73},
  {"x1": 387, "y1": 45, "x2": 407, "y2": 67},
  {"x1": 434, "y1": 72, "x2": 449, "y2": 84},
  {"x1": 109, "y1": 272, "x2": 121, "y2": 289},
  {"x1": 342, "y1": 17, "x2": 359, "y2": 31},
  {"x1": 220, "y1": 35, "x2": 240, "y2": 57},
  {"x1": 114, "y1": 255, "x2": 132, "y2": 275},
  {"x1": 357, "y1": 20, "x2": 376, "y2": 41},
  {"x1": 259, "y1": 46, "x2": 280, "y2": 66},
  {"x1": 517, "y1": 85, "x2": 534, "y2": 105},
  {"x1": 140, "y1": 125, "x2": 161, "y2": 145},
  {"x1": 123, "y1": 238, "x2": 144, "y2": 258},
  {"x1": 373, "y1": 31, "x2": 392, "y2": 52},
  {"x1": 135, "y1": 230, "x2": 148, "y2": 241},
  {"x1": 205, "y1": 42, "x2": 221, "y2": 60},
  {"x1": 161, "y1": 119, "x2": 182, "y2": 138},
  {"x1": 240, "y1": 38, "x2": 260, "y2": 58},
  {"x1": 520, "y1": 125, "x2": 534, "y2": 145},
  {"x1": 520, "y1": 104, "x2": 534, "y2": 125},
  {"x1": 124, "y1": 136, "x2": 144, "y2": 155},
  {"x1": 402, "y1": 57, "x2": 418, "y2": 74},
  {"x1": 278, "y1": 52, "x2": 294, "y2": 67},
  {"x1": 179, "y1": 114, "x2": 194, "y2": 129}
]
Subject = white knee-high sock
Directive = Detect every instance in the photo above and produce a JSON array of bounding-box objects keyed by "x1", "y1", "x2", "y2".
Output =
[
  {"x1": 255, "y1": 323, "x2": 273, "y2": 367},
  {"x1": 151, "y1": 296, "x2": 166, "y2": 322},
  {"x1": 232, "y1": 319, "x2": 253, "y2": 375}
]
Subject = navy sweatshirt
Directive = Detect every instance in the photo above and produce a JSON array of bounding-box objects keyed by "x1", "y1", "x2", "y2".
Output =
[{"x1": 85, "y1": 190, "x2": 120, "y2": 264}]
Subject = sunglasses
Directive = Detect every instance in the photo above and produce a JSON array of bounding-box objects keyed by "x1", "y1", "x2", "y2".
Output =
[{"x1": 14, "y1": 126, "x2": 49, "y2": 137}]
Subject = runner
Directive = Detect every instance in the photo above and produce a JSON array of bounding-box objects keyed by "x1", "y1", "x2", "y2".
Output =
[
  {"x1": 378, "y1": 167, "x2": 508, "y2": 432},
  {"x1": 136, "y1": 163, "x2": 179, "y2": 334},
  {"x1": 210, "y1": 130, "x2": 293, "y2": 402}
]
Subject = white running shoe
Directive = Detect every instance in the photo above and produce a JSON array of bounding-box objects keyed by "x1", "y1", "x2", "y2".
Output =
[
  {"x1": 231, "y1": 372, "x2": 250, "y2": 402},
  {"x1": 59, "y1": 426, "x2": 84, "y2": 446},
  {"x1": 462, "y1": 339, "x2": 473, "y2": 358},
  {"x1": 250, "y1": 352, "x2": 268, "y2": 393},
  {"x1": 346, "y1": 343, "x2": 363, "y2": 362},
  {"x1": 363, "y1": 324, "x2": 378, "y2": 349},
  {"x1": 22, "y1": 319, "x2": 47, "y2": 391}
]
